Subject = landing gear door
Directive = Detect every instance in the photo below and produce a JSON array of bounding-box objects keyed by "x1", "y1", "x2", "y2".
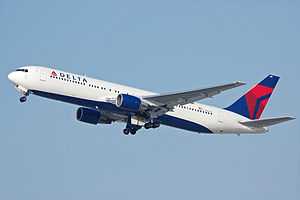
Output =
[{"x1": 40, "y1": 68, "x2": 47, "y2": 82}]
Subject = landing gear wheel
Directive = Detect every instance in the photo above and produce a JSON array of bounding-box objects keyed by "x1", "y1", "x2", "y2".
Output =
[
  {"x1": 144, "y1": 121, "x2": 160, "y2": 129},
  {"x1": 123, "y1": 128, "x2": 130, "y2": 135},
  {"x1": 130, "y1": 129, "x2": 137, "y2": 135},
  {"x1": 144, "y1": 123, "x2": 152, "y2": 129},
  {"x1": 153, "y1": 122, "x2": 160, "y2": 128},
  {"x1": 19, "y1": 96, "x2": 27, "y2": 103}
]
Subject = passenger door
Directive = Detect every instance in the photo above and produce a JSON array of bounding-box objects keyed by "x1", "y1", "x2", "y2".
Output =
[{"x1": 40, "y1": 68, "x2": 47, "y2": 82}]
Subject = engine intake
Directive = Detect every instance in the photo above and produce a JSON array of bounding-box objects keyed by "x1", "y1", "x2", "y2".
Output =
[
  {"x1": 76, "y1": 107, "x2": 100, "y2": 125},
  {"x1": 116, "y1": 94, "x2": 142, "y2": 112}
]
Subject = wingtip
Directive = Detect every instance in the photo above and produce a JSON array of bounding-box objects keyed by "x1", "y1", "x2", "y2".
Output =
[{"x1": 235, "y1": 81, "x2": 246, "y2": 86}]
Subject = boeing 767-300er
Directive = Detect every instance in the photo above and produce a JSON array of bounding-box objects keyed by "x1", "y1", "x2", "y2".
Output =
[{"x1": 8, "y1": 66, "x2": 295, "y2": 135}]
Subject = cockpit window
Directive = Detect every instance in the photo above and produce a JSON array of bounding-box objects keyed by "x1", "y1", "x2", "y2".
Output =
[{"x1": 16, "y1": 69, "x2": 28, "y2": 72}]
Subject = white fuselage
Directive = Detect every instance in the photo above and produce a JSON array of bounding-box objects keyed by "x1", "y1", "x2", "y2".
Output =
[{"x1": 8, "y1": 66, "x2": 267, "y2": 134}]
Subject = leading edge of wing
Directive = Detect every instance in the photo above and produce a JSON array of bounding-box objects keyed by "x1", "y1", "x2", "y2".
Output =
[{"x1": 143, "y1": 81, "x2": 246, "y2": 106}]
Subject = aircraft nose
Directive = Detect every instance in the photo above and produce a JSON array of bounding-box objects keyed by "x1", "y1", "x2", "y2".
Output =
[{"x1": 8, "y1": 72, "x2": 17, "y2": 83}]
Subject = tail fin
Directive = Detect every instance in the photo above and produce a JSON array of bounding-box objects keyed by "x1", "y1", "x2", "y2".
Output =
[{"x1": 225, "y1": 75, "x2": 280, "y2": 120}]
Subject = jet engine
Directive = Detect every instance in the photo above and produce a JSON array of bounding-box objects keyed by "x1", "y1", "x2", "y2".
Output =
[
  {"x1": 116, "y1": 94, "x2": 146, "y2": 112},
  {"x1": 76, "y1": 107, "x2": 101, "y2": 125}
]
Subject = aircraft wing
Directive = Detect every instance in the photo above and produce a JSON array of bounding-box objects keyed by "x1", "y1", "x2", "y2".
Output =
[{"x1": 143, "y1": 81, "x2": 245, "y2": 109}]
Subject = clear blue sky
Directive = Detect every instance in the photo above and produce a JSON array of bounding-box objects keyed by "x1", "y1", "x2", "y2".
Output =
[{"x1": 1, "y1": 1, "x2": 299, "y2": 199}]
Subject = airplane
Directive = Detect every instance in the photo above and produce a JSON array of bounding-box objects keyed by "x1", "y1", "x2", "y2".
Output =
[{"x1": 8, "y1": 66, "x2": 295, "y2": 135}]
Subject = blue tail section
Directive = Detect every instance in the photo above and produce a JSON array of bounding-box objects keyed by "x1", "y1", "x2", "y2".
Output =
[{"x1": 225, "y1": 75, "x2": 280, "y2": 119}]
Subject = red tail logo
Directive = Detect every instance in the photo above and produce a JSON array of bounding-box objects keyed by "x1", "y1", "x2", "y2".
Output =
[
  {"x1": 226, "y1": 75, "x2": 280, "y2": 119},
  {"x1": 245, "y1": 85, "x2": 274, "y2": 119}
]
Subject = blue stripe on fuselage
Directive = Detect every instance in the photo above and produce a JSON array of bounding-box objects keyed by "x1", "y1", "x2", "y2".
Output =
[{"x1": 31, "y1": 90, "x2": 212, "y2": 133}]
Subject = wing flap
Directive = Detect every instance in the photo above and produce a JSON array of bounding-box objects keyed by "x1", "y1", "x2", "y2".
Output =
[{"x1": 240, "y1": 117, "x2": 295, "y2": 128}]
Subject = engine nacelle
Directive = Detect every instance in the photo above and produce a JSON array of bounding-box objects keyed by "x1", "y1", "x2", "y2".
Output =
[
  {"x1": 76, "y1": 107, "x2": 101, "y2": 125},
  {"x1": 116, "y1": 94, "x2": 142, "y2": 112}
]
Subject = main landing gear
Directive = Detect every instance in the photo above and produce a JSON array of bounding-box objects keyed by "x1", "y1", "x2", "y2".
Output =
[
  {"x1": 144, "y1": 121, "x2": 160, "y2": 129},
  {"x1": 122, "y1": 116, "x2": 161, "y2": 136},
  {"x1": 123, "y1": 127, "x2": 140, "y2": 135},
  {"x1": 123, "y1": 115, "x2": 142, "y2": 136}
]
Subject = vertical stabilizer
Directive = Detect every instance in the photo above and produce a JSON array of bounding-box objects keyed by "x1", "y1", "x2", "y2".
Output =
[{"x1": 225, "y1": 75, "x2": 280, "y2": 119}]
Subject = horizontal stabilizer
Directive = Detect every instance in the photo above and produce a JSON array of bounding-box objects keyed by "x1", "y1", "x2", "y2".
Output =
[{"x1": 240, "y1": 117, "x2": 295, "y2": 128}]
